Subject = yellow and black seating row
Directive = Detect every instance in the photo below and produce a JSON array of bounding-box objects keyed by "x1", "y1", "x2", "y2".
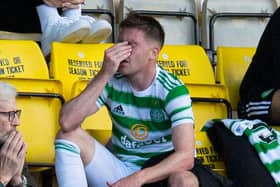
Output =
[
  {"x1": 0, "y1": 40, "x2": 234, "y2": 175},
  {"x1": 0, "y1": 40, "x2": 64, "y2": 168}
]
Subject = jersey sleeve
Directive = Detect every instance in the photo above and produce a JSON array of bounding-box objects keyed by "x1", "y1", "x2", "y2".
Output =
[{"x1": 164, "y1": 85, "x2": 194, "y2": 128}]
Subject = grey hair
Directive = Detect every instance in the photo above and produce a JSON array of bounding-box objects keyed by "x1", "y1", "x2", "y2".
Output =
[{"x1": 0, "y1": 81, "x2": 17, "y2": 101}]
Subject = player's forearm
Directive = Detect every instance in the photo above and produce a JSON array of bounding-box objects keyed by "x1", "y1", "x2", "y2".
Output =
[{"x1": 59, "y1": 71, "x2": 111, "y2": 132}]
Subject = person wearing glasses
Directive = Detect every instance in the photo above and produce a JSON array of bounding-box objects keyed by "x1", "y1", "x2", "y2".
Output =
[{"x1": 0, "y1": 81, "x2": 36, "y2": 187}]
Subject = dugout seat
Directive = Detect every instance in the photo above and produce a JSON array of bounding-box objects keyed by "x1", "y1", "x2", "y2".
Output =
[
  {"x1": 0, "y1": 40, "x2": 65, "y2": 167},
  {"x1": 119, "y1": 0, "x2": 198, "y2": 44},
  {"x1": 214, "y1": 46, "x2": 280, "y2": 173},
  {"x1": 188, "y1": 83, "x2": 231, "y2": 174},
  {"x1": 216, "y1": 46, "x2": 256, "y2": 111},
  {"x1": 49, "y1": 42, "x2": 113, "y2": 144},
  {"x1": 71, "y1": 80, "x2": 112, "y2": 144},
  {"x1": 201, "y1": 0, "x2": 277, "y2": 51},
  {"x1": 0, "y1": 40, "x2": 49, "y2": 79},
  {"x1": 0, "y1": 79, "x2": 64, "y2": 167},
  {"x1": 158, "y1": 45, "x2": 215, "y2": 84},
  {"x1": 49, "y1": 42, "x2": 113, "y2": 100},
  {"x1": 157, "y1": 45, "x2": 231, "y2": 173}
]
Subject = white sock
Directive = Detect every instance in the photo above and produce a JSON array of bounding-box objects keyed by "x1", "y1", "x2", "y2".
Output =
[
  {"x1": 36, "y1": 4, "x2": 61, "y2": 31},
  {"x1": 55, "y1": 139, "x2": 88, "y2": 187},
  {"x1": 62, "y1": 5, "x2": 82, "y2": 20}
]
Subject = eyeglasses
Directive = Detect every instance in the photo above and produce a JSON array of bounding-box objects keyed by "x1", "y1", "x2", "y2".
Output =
[{"x1": 0, "y1": 110, "x2": 21, "y2": 122}]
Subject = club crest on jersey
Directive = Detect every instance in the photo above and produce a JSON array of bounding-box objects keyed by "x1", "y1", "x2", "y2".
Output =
[
  {"x1": 150, "y1": 109, "x2": 165, "y2": 123},
  {"x1": 130, "y1": 124, "x2": 149, "y2": 140}
]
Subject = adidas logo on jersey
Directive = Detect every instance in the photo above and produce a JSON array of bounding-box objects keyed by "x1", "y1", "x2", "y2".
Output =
[{"x1": 112, "y1": 105, "x2": 125, "y2": 115}]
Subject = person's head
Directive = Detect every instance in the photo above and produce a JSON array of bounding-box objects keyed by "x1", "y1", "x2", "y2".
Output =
[
  {"x1": 119, "y1": 13, "x2": 165, "y2": 49},
  {"x1": 0, "y1": 81, "x2": 20, "y2": 143},
  {"x1": 117, "y1": 13, "x2": 165, "y2": 77}
]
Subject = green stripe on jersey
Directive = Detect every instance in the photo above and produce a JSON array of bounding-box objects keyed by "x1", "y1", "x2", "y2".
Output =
[
  {"x1": 264, "y1": 160, "x2": 280, "y2": 173},
  {"x1": 157, "y1": 74, "x2": 181, "y2": 91},
  {"x1": 111, "y1": 113, "x2": 171, "y2": 131},
  {"x1": 165, "y1": 85, "x2": 189, "y2": 105},
  {"x1": 106, "y1": 85, "x2": 165, "y2": 109}
]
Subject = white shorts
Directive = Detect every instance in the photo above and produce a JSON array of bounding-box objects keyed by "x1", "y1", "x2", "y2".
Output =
[{"x1": 85, "y1": 140, "x2": 139, "y2": 187}]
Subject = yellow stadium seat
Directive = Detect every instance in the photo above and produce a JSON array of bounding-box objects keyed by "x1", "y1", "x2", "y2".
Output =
[
  {"x1": 0, "y1": 40, "x2": 49, "y2": 79},
  {"x1": 0, "y1": 40, "x2": 65, "y2": 177},
  {"x1": 188, "y1": 84, "x2": 231, "y2": 131},
  {"x1": 71, "y1": 80, "x2": 112, "y2": 144},
  {"x1": 49, "y1": 42, "x2": 113, "y2": 144},
  {"x1": 49, "y1": 42, "x2": 113, "y2": 100},
  {"x1": 0, "y1": 78, "x2": 64, "y2": 167},
  {"x1": 216, "y1": 47, "x2": 280, "y2": 134},
  {"x1": 158, "y1": 45, "x2": 230, "y2": 173},
  {"x1": 51, "y1": 44, "x2": 215, "y2": 91},
  {"x1": 127, "y1": 44, "x2": 228, "y2": 173},
  {"x1": 216, "y1": 46, "x2": 256, "y2": 110},
  {"x1": 187, "y1": 83, "x2": 231, "y2": 174},
  {"x1": 158, "y1": 45, "x2": 215, "y2": 84}
]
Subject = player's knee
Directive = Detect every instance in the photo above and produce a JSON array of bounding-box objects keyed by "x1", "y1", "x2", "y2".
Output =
[
  {"x1": 56, "y1": 128, "x2": 74, "y2": 139},
  {"x1": 168, "y1": 171, "x2": 199, "y2": 187},
  {"x1": 56, "y1": 127, "x2": 84, "y2": 142}
]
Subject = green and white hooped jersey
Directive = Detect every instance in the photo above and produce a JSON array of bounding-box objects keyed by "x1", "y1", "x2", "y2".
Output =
[
  {"x1": 205, "y1": 119, "x2": 280, "y2": 186},
  {"x1": 97, "y1": 65, "x2": 194, "y2": 170}
]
